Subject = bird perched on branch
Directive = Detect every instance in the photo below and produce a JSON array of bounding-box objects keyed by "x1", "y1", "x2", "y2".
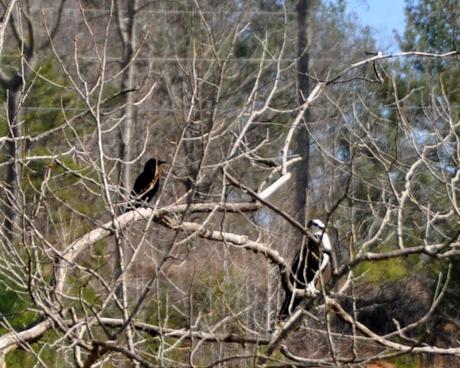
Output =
[
  {"x1": 279, "y1": 219, "x2": 332, "y2": 319},
  {"x1": 126, "y1": 158, "x2": 167, "y2": 211}
]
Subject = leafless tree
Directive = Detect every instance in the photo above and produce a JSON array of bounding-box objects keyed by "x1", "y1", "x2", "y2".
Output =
[{"x1": 1, "y1": 1, "x2": 460, "y2": 367}]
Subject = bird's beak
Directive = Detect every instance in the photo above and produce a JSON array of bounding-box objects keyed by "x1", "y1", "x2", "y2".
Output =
[{"x1": 156, "y1": 160, "x2": 168, "y2": 171}]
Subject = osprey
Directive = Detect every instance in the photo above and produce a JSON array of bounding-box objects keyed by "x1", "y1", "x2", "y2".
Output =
[{"x1": 279, "y1": 219, "x2": 332, "y2": 319}]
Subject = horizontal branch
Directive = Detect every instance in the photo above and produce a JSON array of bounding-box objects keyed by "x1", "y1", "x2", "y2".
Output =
[
  {"x1": 327, "y1": 50, "x2": 459, "y2": 84},
  {"x1": 89, "y1": 318, "x2": 270, "y2": 345},
  {"x1": 174, "y1": 220, "x2": 289, "y2": 270},
  {"x1": 166, "y1": 220, "x2": 322, "y2": 301},
  {"x1": 0, "y1": 319, "x2": 52, "y2": 358},
  {"x1": 54, "y1": 202, "x2": 260, "y2": 295},
  {"x1": 335, "y1": 232, "x2": 460, "y2": 278}
]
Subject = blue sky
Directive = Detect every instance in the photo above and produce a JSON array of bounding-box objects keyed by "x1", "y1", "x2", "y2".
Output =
[{"x1": 346, "y1": 0, "x2": 407, "y2": 51}]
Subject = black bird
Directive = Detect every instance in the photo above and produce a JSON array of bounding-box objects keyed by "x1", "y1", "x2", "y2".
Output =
[
  {"x1": 126, "y1": 158, "x2": 167, "y2": 211},
  {"x1": 279, "y1": 219, "x2": 332, "y2": 320}
]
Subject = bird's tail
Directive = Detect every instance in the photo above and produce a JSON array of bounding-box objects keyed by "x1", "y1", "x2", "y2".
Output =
[
  {"x1": 278, "y1": 297, "x2": 290, "y2": 320},
  {"x1": 278, "y1": 292, "x2": 302, "y2": 320}
]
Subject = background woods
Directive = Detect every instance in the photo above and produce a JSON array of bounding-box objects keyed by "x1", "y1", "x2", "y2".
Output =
[{"x1": 0, "y1": 0, "x2": 459, "y2": 367}]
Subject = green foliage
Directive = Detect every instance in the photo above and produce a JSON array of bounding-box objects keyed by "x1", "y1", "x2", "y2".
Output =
[
  {"x1": 399, "y1": 0, "x2": 460, "y2": 76},
  {"x1": 401, "y1": 0, "x2": 459, "y2": 60},
  {"x1": 0, "y1": 274, "x2": 37, "y2": 334},
  {"x1": 355, "y1": 258, "x2": 408, "y2": 283},
  {"x1": 5, "y1": 331, "x2": 61, "y2": 368},
  {"x1": 0, "y1": 57, "x2": 81, "y2": 139},
  {"x1": 70, "y1": 274, "x2": 102, "y2": 309},
  {"x1": 2, "y1": 58, "x2": 106, "y2": 237},
  {"x1": 397, "y1": 0, "x2": 460, "y2": 119},
  {"x1": 389, "y1": 354, "x2": 421, "y2": 368},
  {"x1": 5, "y1": 350, "x2": 36, "y2": 368},
  {"x1": 23, "y1": 154, "x2": 104, "y2": 246},
  {"x1": 0, "y1": 292, "x2": 36, "y2": 332},
  {"x1": 24, "y1": 60, "x2": 77, "y2": 135},
  {"x1": 52, "y1": 168, "x2": 102, "y2": 216}
]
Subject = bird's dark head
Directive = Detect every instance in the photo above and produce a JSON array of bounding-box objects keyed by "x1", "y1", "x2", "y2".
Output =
[
  {"x1": 144, "y1": 158, "x2": 167, "y2": 171},
  {"x1": 308, "y1": 219, "x2": 326, "y2": 232}
]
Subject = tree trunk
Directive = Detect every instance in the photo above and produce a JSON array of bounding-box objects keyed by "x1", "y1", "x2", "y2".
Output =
[
  {"x1": 293, "y1": 0, "x2": 311, "y2": 225},
  {"x1": 115, "y1": 3, "x2": 139, "y2": 365},
  {"x1": 117, "y1": 0, "x2": 137, "y2": 191},
  {"x1": 4, "y1": 86, "x2": 22, "y2": 242}
]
